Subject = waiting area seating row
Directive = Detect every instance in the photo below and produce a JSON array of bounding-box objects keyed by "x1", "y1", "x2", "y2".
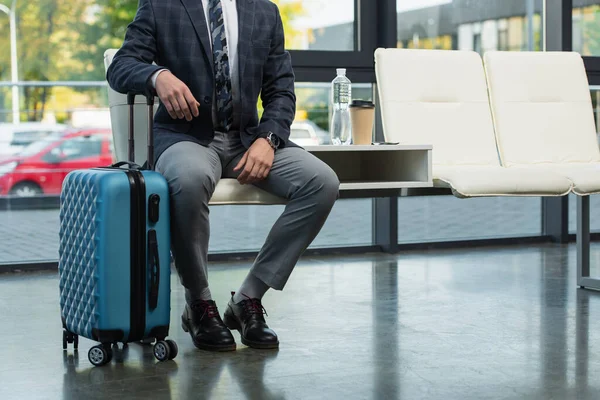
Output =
[
  {"x1": 375, "y1": 49, "x2": 600, "y2": 288},
  {"x1": 104, "y1": 48, "x2": 600, "y2": 289}
]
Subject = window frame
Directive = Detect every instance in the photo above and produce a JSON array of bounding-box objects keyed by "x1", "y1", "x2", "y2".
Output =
[{"x1": 290, "y1": 0, "x2": 383, "y2": 83}]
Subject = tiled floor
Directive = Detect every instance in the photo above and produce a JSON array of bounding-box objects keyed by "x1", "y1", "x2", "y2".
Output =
[{"x1": 2, "y1": 243, "x2": 600, "y2": 399}]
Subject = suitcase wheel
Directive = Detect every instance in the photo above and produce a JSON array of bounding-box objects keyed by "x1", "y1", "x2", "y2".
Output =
[
  {"x1": 88, "y1": 344, "x2": 113, "y2": 367},
  {"x1": 63, "y1": 330, "x2": 78, "y2": 351},
  {"x1": 153, "y1": 340, "x2": 178, "y2": 361}
]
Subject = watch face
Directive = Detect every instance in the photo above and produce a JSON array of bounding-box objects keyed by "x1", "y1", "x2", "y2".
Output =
[{"x1": 269, "y1": 133, "x2": 280, "y2": 147}]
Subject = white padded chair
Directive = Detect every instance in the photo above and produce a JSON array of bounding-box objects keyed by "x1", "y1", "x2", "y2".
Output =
[
  {"x1": 483, "y1": 51, "x2": 600, "y2": 196},
  {"x1": 374, "y1": 48, "x2": 572, "y2": 198},
  {"x1": 103, "y1": 49, "x2": 286, "y2": 205}
]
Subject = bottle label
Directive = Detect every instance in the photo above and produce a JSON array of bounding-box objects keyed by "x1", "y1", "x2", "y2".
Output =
[{"x1": 334, "y1": 84, "x2": 350, "y2": 103}]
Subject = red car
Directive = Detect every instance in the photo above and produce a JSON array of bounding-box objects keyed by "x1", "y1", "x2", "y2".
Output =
[{"x1": 0, "y1": 128, "x2": 114, "y2": 197}]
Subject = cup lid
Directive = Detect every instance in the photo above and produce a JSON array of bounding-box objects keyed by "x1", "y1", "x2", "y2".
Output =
[{"x1": 350, "y1": 99, "x2": 375, "y2": 108}]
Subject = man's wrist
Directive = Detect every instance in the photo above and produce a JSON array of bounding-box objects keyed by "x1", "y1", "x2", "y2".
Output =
[
  {"x1": 151, "y1": 68, "x2": 169, "y2": 88},
  {"x1": 259, "y1": 131, "x2": 281, "y2": 150}
]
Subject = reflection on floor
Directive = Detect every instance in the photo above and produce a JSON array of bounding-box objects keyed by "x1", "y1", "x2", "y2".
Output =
[{"x1": 2, "y1": 243, "x2": 600, "y2": 399}]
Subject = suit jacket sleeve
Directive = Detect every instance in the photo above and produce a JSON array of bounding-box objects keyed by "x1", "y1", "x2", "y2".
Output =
[
  {"x1": 251, "y1": 5, "x2": 296, "y2": 148},
  {"x1": 106, "y1": 0, "x2": 163, "y2": 95}
]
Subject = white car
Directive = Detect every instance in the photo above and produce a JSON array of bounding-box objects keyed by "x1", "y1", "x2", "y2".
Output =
[
  {"x1": 290, "y1": 120, "x2": 330, "y2": 146},
  {"x1": 0, "y1": 122, "x2": 68, "y2": 156}
]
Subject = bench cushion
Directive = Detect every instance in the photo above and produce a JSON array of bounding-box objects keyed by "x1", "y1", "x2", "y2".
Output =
[
  {"x1": 435, "y1": 165, "x2": 572, "y2": 198},
  {"x1": 513, "y1": 164, "x2": 600, "y2": 195}
]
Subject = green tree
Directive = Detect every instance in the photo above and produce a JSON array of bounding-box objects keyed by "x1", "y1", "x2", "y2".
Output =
[
  {"x1": 0, "y1": 0, "x2": 97, "y2": 121},
  {"x1": 581, "y1": 6, "x2": 600, "y2": 55}
]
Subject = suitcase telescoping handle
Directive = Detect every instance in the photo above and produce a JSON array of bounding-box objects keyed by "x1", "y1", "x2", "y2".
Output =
[{"x1": 126, "y1": 91, "x2": 155, "y2": 170}]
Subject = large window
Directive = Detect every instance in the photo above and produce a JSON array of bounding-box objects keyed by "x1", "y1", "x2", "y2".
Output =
[
  {"x1": 2, "y1": 0, "x2": 600, "y2": 267},
  {"x1": 0, "y1": 0, "x2": 368, "y2": 266},
  {"x1": 396, "y1": 0, "x2": 544, "y2": 53}
]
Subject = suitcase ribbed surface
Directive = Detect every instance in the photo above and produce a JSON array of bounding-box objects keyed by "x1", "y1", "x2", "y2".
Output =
[{"x1": 59, "y1": 171, "x2": 101, "y2": 338}]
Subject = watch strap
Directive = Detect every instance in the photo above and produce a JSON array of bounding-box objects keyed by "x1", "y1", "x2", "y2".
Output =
[{"x1": 265, "y1": 132, "x2": 280, "y2": 149}]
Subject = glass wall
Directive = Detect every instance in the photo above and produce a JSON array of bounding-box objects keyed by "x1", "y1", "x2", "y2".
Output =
[
  {"x1": 0, "y1": 0, "x2": 365, "y2": 265},
  {"x1": 398, "y1": 197, "x2": 541, "y2": 243},
  {"x1": 1, "y1": 0, "x2": 600, "y2": 266}
]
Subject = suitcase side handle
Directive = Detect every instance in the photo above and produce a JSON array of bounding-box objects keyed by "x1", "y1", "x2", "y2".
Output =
[
  {"x1": 126, "y1": 91, "x2": 156, "y2": 170},
  {"x1": 111, "y1": 161, "x2": 141, "y2": 170},
  {"x1": 148, "y1": 229, "x2": 160, "y2": 311}
]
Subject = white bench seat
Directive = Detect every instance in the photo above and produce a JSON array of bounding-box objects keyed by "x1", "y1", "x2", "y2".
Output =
[
  {"x1": 506, "y1": 164, "x2": 600, "y2": 196},
  {"x1": 103, "y1": 49, "x2": 286, "y2": 205},
  {"x1": 374, "y1": 48, "x2": 573, "y2": 198},
  {"x1": 434, "y1": 165, "x2": 572, "y2": 197},
  {"x1": 484, "y1": 51, "x2": 600, "y2": 196}
]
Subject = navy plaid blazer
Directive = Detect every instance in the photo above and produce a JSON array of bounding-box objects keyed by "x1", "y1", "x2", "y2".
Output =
[{"x1": 106, "y1": 0, "x2": 297, "y2": 163}]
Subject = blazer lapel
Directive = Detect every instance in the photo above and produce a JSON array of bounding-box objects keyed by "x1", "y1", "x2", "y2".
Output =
[
  {"x1": 180, "y1": 0, "x2": 213, "y2": 74},
  {"x1": 237, "y1": 0, "x2": 255, "y2": 80}
]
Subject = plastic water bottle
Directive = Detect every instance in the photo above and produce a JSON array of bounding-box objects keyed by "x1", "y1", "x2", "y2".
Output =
[{"x1": 330, "y1": 68, "x2": 352, "y2": 145}]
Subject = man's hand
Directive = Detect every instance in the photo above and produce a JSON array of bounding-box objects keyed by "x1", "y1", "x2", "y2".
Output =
[
  {"x1": 234, "y1": 139, "x2": 275, "y2": 184},
  {"x1": 155, "y1": 71, "x2": 200, "y2": 121}
]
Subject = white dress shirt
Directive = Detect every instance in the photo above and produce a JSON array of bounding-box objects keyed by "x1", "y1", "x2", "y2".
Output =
[{"x1": 152, "y1": 0, "x2": 240, "y2": 129}]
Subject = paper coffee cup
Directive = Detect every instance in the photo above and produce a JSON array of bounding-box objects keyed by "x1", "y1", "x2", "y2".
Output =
[{"x1": 349, "y1": 100, "x2": 375, "y2": 145}]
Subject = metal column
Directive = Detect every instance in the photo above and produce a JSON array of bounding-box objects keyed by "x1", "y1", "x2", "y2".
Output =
[{"x1": 373, "y1": 197, "x2": 398, "y2": 253}]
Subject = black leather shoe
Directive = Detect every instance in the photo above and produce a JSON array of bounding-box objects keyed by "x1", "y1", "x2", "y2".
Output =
[
  {"x1": 181, "y1": 300, "x2": 236, "y2": 351},
  {"x1": 223, "y1": 292, "x2": 279, "y2": 349}
]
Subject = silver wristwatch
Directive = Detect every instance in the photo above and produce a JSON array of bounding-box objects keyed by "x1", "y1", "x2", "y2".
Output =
[{"x1": 265, "y1": 132, "x2": 280, "y2": 150}]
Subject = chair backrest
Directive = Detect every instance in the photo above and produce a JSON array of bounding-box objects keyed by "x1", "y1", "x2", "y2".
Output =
[
  {"x1": 484, "y1": 51, "x2": 600, "y2": 166},
  {"x1": 103, "y1": 49, "x2": 159, "y2": 166},
  {"x1": 374, "y1": 48, "x2": 501, "y2": 167}
]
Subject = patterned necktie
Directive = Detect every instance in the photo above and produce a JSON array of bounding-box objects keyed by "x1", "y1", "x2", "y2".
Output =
[{"x1": 208, "y1": 0, "x2": 233, "y2": 132}]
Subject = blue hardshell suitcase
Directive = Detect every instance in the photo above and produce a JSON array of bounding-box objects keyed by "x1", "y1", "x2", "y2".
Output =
[{"x1": 58, "y1": 92, "x2": 176, "y2": 366}]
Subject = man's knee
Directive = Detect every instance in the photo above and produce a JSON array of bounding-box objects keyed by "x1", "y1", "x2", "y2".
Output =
[
  {"x1": 162, "y1": 163, "x2": 217, "y2": 201},
  {"x1": 314, "y1": 165, "x2": 340, "y2": 205},
  {"x1": 156, "y1": 142, "x2": 220, "y2": 202},
  {"x1": 178, "y1": 168, "x2": 216, "y2": 200}
]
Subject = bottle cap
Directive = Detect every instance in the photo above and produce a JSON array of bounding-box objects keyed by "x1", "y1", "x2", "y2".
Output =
[{"x1": 336, "y1": 68, "x2": 346, "y2": 75}]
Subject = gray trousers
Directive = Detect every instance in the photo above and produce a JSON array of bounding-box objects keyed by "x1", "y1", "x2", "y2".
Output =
[{"x1": 155, "y1": 132, "x2": 340, "y2": 299}]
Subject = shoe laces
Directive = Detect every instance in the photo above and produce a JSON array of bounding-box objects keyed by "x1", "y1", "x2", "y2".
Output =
[
  {"x1": 240, "y1": 293, "x2": 268, "y2": 318},
  {"x1": 191, "y1": 300, "x2": 219, "y2": 319}
]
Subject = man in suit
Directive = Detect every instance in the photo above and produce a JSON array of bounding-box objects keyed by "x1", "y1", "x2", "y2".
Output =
[{"x1": 107, "y1": 0, "x2": 340, "y2": 351}]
